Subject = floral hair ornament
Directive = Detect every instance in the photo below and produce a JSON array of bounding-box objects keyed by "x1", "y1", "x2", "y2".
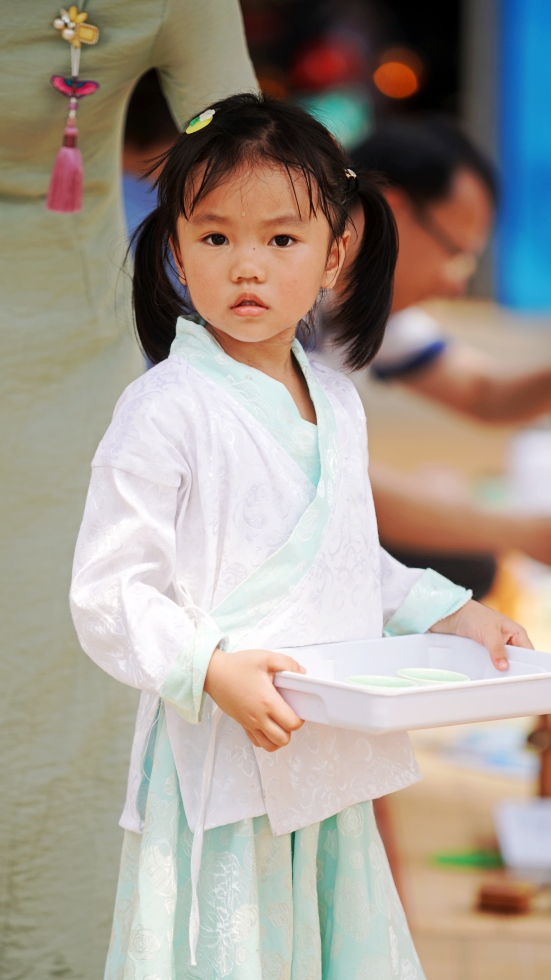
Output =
[
  {"x1": 185, "y1": 109, "x2": 216, "y2": 134},
  {"x1": 47, "y1": 5, "x2": 100, "y2": 213}
]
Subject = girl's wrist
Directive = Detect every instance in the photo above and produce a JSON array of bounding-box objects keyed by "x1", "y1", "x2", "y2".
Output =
[{"x1": 429, "y1": 598, "x2": 473, "y2": 635}]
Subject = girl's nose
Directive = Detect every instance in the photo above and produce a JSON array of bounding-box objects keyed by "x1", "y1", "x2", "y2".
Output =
[{"x1": 230, "y1": 248, "x2": 267, "y2": 282}]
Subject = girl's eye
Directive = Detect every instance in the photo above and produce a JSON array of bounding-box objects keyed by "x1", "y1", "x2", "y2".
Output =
[
  {"x1": 271, "y1": 235, "x2": 294, "y2": 248},
  {"x1": 205, "y1": 233, "x2": 228, "y2": 246}
]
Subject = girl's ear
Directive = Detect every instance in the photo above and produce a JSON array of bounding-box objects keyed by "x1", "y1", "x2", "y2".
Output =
[{"x1": 321, "y1": 231, "x2": 351, "y2": 291}]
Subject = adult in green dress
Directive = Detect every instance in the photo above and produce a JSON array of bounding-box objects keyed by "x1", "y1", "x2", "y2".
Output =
[{"x1": 0, "y1": 3, "x2": 256, "y2": 977}]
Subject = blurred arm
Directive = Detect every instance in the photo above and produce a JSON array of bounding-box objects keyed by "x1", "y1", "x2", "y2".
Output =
[
  {"x1": 152, "y1": 0, "x2": 257, "y2": 128},
  {"x1": 371, "y1": 460, "x2": 551, "y2": 565},
  {"x1": 403, "y1": 345, "x2": 551, "y2": 423}
]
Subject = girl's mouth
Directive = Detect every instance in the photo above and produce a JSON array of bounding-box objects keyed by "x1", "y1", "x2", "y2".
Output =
[{"x1": 231, "y1": 295, "x2": 268, "y2": 317}]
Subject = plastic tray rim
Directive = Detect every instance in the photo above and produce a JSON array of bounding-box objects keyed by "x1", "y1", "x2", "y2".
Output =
[{"x1": 274, "y1": 668, "x2": 551, "y2": 696}]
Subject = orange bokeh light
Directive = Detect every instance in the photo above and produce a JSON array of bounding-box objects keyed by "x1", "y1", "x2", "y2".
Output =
[{"x1": 373, "y1": 61, "x2": 419, "y2": 98}]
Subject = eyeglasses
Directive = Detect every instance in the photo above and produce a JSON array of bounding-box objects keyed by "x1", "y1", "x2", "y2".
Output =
[{"x1": 413, "y1": 206, "x2": 479, "y2": 284}]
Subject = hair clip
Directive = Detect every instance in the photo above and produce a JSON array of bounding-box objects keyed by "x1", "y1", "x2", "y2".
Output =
[
  {"x1": 345, "y1": 168, "x2": 357, "y2": 179},
  {"x1": 185, "y1": 109, "x2": 215, "y2": 135}
]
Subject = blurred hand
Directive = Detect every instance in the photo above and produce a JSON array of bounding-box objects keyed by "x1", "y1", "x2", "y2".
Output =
[
  {"x1": 430, "y1": 599, "x2": 533, "y2": 671},
  {"x1": 204, "y1": 648, "x2": 306, "y2": 752}
]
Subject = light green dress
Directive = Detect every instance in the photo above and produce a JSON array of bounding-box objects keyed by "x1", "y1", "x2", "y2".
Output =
[
  {"x1": 104, "y1": 347, "x2": 426, "y2": 980},
  {"x1": 106, "y1": 710, "x2": 423, "y2": 980},
  {"x1": 0, "y1": 4, "x2": 256, "y2": 978}
]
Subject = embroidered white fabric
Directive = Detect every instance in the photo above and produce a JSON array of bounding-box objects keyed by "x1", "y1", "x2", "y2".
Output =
[{"x1": 71, "y1": 354, "x2": 424, "y2": 838}]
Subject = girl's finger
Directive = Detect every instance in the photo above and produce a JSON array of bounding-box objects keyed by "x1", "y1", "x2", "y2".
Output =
[
  {"x1": 484, "y1": 626, "x2": 509, "y2": 670},
  {"x1": 250, "y1": 728, "x2": 282, "y2": 753},
  {"x1": 260, "y1": 714, "x2": 296, "y2": 748},
  {"x1": 264, "y1": 685, "x2": 304, "y2": 733}
]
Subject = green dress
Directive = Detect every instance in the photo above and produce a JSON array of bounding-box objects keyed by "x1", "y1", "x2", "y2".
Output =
[
  {"x1": 106, "y1": 711, "x2": 424, "y2": 980},
  {"x1": 103, "y1": 341, "x2": 426, "y2": 980},
  {"x1": 0, "y1": 4, "x2": 255, "y2": 978}
]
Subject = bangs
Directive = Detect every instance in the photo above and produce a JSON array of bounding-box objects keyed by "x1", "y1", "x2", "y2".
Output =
[{"x1": 157, "y1": 114, "x2": 346, "y2": 243}]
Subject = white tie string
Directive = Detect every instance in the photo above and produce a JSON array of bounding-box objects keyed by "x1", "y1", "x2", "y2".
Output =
[{"x1": 189, "y1": 704, "x2": 222, "y2": 966}]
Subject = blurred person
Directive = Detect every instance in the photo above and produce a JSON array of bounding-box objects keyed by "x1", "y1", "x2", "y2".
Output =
[
  {"x1": 341, "y1": 120, "x2": 551, "y2": 596},
  {"x1": 336, "y1": 116, "x2": 551, "y2": 905},
  {"x1": 0, "y1": 3, "x2": 255, "y2": 977}
]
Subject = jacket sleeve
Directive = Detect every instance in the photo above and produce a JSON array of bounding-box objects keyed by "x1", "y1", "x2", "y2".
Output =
[
  {"x1": 70, "y1": 465, "x2": 224, "y2": 723},
  {"x1": 151, "y1": 0, "x2": 258, "y2": 129},
  {"x1": 379, "y1": 548, "x2": 472, "y2": 636}
]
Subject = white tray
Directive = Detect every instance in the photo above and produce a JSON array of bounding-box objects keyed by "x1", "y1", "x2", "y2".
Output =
[{"x1": 274, "y1": 634, "x2": 551, "y2": 735}]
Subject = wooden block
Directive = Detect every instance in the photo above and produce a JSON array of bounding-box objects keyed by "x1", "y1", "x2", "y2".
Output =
[{"x1": 476, "y1": 879, "x2": 535, "y2": 915}]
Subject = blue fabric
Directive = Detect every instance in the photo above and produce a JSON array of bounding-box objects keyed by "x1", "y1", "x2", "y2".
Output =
[
  {"x1": 497, "y1": 0, "x2": 551, "y2": 310},
  {"x1": 372, "y1": 340, "x2": 447, "y2": 381},
  {"x1": 122, "y1": 174, "x2": 157, "y2": 241}
]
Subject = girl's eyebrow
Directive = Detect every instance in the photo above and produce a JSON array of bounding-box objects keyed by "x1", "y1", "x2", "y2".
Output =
[
  {"x1": 190, "y1": 211, "x2": 305, "y2": 226},
  {"x1": 261, "y1": 213, "x2": 304, "y2": 226},
  {"x1": 190, "y1": 212, "x2": 230, "y2": 224}
]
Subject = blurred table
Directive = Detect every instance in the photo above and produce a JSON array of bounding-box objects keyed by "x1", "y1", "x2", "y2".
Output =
[
  {"x1": 361, "y1": 298, "x2": 551, "y2": 977},
  {"x1": 389, "y1": 733, "x2": 551, "y2": 980}
]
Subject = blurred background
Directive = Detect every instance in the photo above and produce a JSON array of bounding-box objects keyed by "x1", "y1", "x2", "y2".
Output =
[{"x1": 123, "y1": 3, "x2": 551, "y2": 977}]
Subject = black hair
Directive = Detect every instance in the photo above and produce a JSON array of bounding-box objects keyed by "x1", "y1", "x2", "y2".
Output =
[
  {"x1": 125, "y1": 69, "x2": 178, "y2": 150},
  {"x1": 353, "y1": 117, "x2": 497, "y2": 208},
  {"x1": 132, "y1": 92, "x2": 397, "y2": 371}
]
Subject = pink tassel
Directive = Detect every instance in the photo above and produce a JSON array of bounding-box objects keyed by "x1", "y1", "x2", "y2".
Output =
[{"x1": 46, "y1": 124, "x2": 83, "y2": 213}]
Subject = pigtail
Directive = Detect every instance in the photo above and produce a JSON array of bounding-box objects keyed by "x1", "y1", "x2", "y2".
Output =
[
  {"x1": 132, "y1": 209, "x2": 185, "y2": 365},
  {"x1": 331, "y1": 173, "x2": 398, "y2": 371}
]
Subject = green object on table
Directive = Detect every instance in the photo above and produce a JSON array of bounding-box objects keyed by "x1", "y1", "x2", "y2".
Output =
[{"x1": 432, "y1": 849, "x2": 504, "y2": 869}]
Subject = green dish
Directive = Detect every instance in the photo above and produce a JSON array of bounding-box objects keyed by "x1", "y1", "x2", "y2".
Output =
[
  {"x1": 346, "y1": 675, "x2": 417, "y2": 688},
  {"x1": 397, "y1": 667, "x2": 470, "y2": 686}
]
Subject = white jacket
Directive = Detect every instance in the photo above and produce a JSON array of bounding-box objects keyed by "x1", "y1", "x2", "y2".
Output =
[{"x1": 71, "y1": 319, "x2": 467, "y2": 838}]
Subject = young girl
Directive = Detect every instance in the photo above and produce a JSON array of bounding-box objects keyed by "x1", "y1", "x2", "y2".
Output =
[{"x1": 71, "y1": 93, "x2": 531, "y2": 980}]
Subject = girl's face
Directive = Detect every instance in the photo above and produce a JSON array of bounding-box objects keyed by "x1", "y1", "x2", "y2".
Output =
[{"x1": 174, "y1": 163, "x2": 348, "y2": 344}]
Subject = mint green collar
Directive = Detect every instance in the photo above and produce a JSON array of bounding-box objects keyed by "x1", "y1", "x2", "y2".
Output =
[
  {"x1": 171, "y1": 317, "x2": 320, "y2": 486},
  {"x1": 169, "y1": 317, "x2": 339, "y2": 647}
]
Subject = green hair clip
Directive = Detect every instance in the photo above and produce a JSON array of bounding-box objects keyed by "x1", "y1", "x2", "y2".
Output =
[{"x1": 185, "y1": 109, "x2": 215, "y2": 135}]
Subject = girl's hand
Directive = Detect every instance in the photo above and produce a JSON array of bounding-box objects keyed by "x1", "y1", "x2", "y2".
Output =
[
  {"x1": 430, "y1": 599, "x2": 533, "y2": 671},
  {"x1": 204, "y1": 648, "x2": 306, "y2": 752}
]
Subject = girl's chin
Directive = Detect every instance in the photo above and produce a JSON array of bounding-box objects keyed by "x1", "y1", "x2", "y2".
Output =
[{"x1": 210, "y1": 320, "x2": 290, "y2": 344}]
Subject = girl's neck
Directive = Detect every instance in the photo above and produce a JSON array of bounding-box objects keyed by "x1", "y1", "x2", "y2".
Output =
[
  {"x1": 206, "y1": 323, "x2": 297, "y2": 385},
  {"x1": 205, "y1": 323, "x2": 317, "y2": 425}
]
